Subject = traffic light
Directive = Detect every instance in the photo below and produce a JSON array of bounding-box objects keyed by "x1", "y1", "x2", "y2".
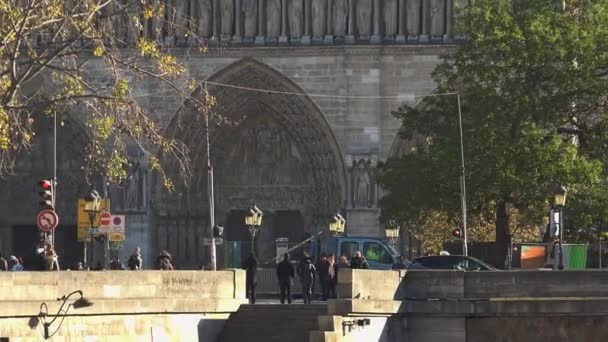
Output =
[
  {"x1": 451, "y1": 227, "x2": 462, "y2": 238},
  {"x1": 38, "y1": 179, "x2": 54, "y2": 210}
]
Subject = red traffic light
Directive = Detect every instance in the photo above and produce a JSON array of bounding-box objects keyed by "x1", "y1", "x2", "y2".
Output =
[
  {"x1": 451, "y1": 228, "x2": 462, "y2": 238},
  {"x1": 39, "y1": 180, "x2": 52, "y2": 189}
]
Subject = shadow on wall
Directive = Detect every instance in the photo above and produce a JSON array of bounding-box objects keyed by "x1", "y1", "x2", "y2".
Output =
[{"x1": 198, "y1": 317, "x2": 227, "y2": 342}]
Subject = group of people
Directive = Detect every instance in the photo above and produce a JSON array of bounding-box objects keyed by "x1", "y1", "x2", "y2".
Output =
[
  {"x1": 0, "y1": 246, "x2": 175, "y2": 271},
  {"x1": 241, "y1": 250, "x2": 372, "y2": 305}
]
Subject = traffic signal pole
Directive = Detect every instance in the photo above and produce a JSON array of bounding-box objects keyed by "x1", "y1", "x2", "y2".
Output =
[
  {"x1": 457, "y1": 93, "x2": 468, "y2": 257},
  {"x1": 52, "y1": 112, "x2": 57, "y2": 249}
]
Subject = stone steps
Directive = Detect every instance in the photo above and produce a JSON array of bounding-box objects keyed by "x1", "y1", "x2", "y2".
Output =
[{"x1": 218, "y1": 304, "x2": 327, "y2": 342}]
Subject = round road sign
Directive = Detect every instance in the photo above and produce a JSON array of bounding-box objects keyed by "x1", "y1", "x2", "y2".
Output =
[
  {"x1": 37, "y1": 209, "x2": 59, "y2": 232},
  {"x1": 99, "y1": 211, "x2": 112, "y2": 226}
]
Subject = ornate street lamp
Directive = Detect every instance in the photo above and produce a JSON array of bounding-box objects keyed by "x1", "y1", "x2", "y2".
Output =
[
  {"x1": 554, "y1": 184, "x2": 568, "y2": 270},
  {"x1": 245, "y1": 204, "x2": 263, "y2": 253},
  {"x1": 329, "y1": 212, "x2": 346, "y2": 236},
  {"x1": 83, "y1": 189, "x2": 101, "y2": 267},
  {"x1": 385, "y1": 219, "x2": 400, "y2": 248},
  {"x1": 38, "y1": 290, "x2": 94, "y2": 339}
]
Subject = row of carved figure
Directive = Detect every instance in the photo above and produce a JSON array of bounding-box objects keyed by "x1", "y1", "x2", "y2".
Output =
[{"x1": 100, "y1": 0, "x2": 467, "y2": 46}]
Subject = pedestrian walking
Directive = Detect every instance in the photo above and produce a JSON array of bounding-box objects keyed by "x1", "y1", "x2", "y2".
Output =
[
  {"x1": 242, "y1": 252, "x2": 259, "y2": 304},
  {"x1": 110, "y1": 256, "x2": 127, "y2": 270},
  {"x1": 128, "y1": 247, "x2": 143, "y2": 270},
  {"x1": 44, "y1": 246, "x2": 60, "y2": 271},
  {"x1": 318, "y1": 253, "x2": 331, "y2": 301},
  {"x1": 10, "y1": 256, "x2": 23, "y2": 271},
  {"x1": 327, "y1": 254, "x2": 337, "y2": 299},
  {"x1": 0, "y1": 254, "x2": 8, "y2": 271},
  {"x1": 297, "y1": 253, "x2": 316, "y2": 304},
  {"x1": 350, "y1": 251, "x2": 368, "y2": 269},
  {"x1": 156, "y1": 250, "x2": 174, "y2": 270},
  {"x1": 276, "y1": 253, "x2": 295, "y2": 304}
]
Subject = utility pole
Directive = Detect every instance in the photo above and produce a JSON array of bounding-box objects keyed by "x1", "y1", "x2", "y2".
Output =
[
  {"x1": 52, "y1": 112, "x2": 57, "y2": 249},
  {"x1": 204, "y1": 86, "x2": 217, "y2": 271},
  {"x1": 457, "y1": 93, "x2": 468, "y2": 257}
]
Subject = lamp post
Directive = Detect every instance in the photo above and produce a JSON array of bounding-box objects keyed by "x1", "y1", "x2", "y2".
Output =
[
  {"x1": 329, "y1": 212, "x2": 346, "y2": 236},
  {"x1": 554, "y1": 184, "x2": 567, "y2": 270},
  {"x1": 38, "y1": 290, "x2": 94, "y2": 339},
  {"x1": 385, "y1": 219, "x2": 400, "y2": 249},
  {"x1": 245, "y1": 204, "x2": 263, "y2": 254},
  {"x1": 83, "y1": 190, "x2": 101, "y2": 268}
]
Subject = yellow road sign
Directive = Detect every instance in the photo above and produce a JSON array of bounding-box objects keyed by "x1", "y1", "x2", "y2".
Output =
[{"x1": 77, "y1": 198, "x2": 110, "y2": 241}]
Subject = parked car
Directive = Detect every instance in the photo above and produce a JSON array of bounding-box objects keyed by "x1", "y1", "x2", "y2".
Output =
[{"x1": 407, "y1": 255, "x2": 496, "y2": 271}]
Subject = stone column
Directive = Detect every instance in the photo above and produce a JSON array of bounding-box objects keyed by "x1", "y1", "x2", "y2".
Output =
[
  {"x1": 243, "y1": 0, "x2": 257, "y2": 43},
  {"x1": 234, "y1": 0, "x2": 243, "y2": 43},
  {"x1": 266, "y1": 0, "x2": 281, "y2": 44},
  {"x1": 420, "y1": 0, "x2": 430, "y2": 43},
  {"x1": 332, "y1": 0, "x2": 348, "y2": 39},
  {"x1": 255, "y1": 0, "x2": 266, "y2": 45},
  {"x1": 279, "y1": 0, "x2": 289, "y2": 44},
  {"x1": 429, "y1": 0, "x2": 445, "y2": 42},
  {"x1": 383, "y1": 0, "x2": 398, "y2": 42},
  {"x1": 196, "y1": 0, "x2": 213, "y2": 39},
  {"x1": 288, "y1": 0, "x2": 304, "y2": 44},
  {"x1": 220, "y1": 0, "x2": 235, "y2": 42},
  {"x1": 444, "y1": 0, "x2": 453, "y2": 42},
  {"x1": 212, "y1": 0, "x2": 220, "y2": 41},
  {"x1": 302, "y1": 0, "x2": 311, "y2": 45},
  {"x1": 454, "y1": 0, "x2": 467, "y2": 40},
  {"x1": 396, "y1": 0, "x2": 406, "y2": 43},
  {"x1": 324, "y1": 0, "x2": 333, "y2": 44},
  {"x1": 356, "y1": 0, "x2": 372, "y2": 40},
  {"x1": 174, "y1": 0, "x2": 189, "y2": 45},
  {"x1": 345, "y1": 0, "x2": 355, "y2": 44},
  {"x1": 371, "y1": 0, "x2": 382, "y2": 44},
  {"x1": 311, "y1": 0, "x2": 325, "y2": 44},
  {"x1": 406, "y1": 0, "x2": 421, "y2": 42}
]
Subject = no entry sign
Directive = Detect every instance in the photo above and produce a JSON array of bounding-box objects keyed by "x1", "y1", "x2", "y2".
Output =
[
  {"x1": 99, "y1": 211, "x2": 111, "y2": 226},
  {"x1": 37, "y1": 209, "x2": 59, "y2": 232}
]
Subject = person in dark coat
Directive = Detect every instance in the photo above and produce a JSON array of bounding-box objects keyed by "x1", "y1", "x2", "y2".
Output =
[
  {"x1": 110, "y1": 256, "x2": 127, "y2": 270},
  {"x1": 318, "y1": 253, "x2": 331, "y2": 301},
  {"x1": 0, "y1": 254, "x2": 7, "y2": 271},
  {"x1": 156, "y1": 250, "x2": 174, "y2": 270},
  {"x1": 242, "y1": 252, "x2": 259, "y2": 304},
  {"x1": 276, "y1": 253, "x2": 295, "y2": 304},
  {"x1": 297, "y1": 253, "x2": 316, "y2": 304},
  {"x1": 350, "y1": 251, "x2": 368, "y2": 269}
]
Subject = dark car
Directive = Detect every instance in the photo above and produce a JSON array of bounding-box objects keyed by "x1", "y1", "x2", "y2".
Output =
[{"x1": 407, "y1": 255, "x2": 496, "y2": 271}]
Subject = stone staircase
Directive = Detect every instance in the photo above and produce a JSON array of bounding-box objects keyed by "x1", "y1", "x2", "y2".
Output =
[{"x1": 218, "y1": 304, "x2": 327, "y2": 342}]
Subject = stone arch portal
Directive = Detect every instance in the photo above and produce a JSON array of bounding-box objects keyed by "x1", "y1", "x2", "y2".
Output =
[{"x1": 154, "y1": 58, "x2": 346, "y2": 267}]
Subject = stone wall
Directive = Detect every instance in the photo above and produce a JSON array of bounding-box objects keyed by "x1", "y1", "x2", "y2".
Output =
[
  {"x1": 311, "y1": 269, "x2": 608, "y2": 342},
  {"x1": 0, "y1": 270, "x2": 246, "y2": 341}
]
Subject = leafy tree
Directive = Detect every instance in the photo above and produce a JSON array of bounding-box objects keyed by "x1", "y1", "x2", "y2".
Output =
[
  {"x1": 0, "y1": 0, "x2": 214, "y2": 187},
  {"x1": 378, "y1": 0, "x2": 608, "y2": 267}
]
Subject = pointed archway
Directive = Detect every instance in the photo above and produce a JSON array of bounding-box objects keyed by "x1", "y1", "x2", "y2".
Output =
[{"x1": 154, "y1": 58, "x2": 347, "y2": 267}]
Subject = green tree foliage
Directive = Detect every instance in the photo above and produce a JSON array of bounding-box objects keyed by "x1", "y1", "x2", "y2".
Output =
[
  {"x1": 0, "y1": 0, "x2": 215, "y2": 187},
  {"x1": 378, "y1": 0, "x2": 608, "y2": 267}
]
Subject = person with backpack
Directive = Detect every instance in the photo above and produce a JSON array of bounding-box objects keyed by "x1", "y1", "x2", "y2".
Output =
[
  {"x1": 156, "y1": 250, "x2": 174, "y2": 270},
  {"x1": 297, "y1": 253, "x2": 316, "y2": 304},
  {"x1": 276, "y1": 253, "x2": 295, "y2": 304},
  {"x1": 128, "y1": 247, "x2": 143, "y2": 270}
]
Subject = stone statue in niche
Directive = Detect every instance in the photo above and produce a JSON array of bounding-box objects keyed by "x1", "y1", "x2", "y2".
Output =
[
  {"x1": 267, "y1": 0, "x2": 281, "y2": 38},
  {"x1": 221, "y1": 0, "x2": 234, "y2": 38},
  {"x1": 406, "y1": 0, "x2": 421, "y2": 36},
  {"x1": 289, "y1": 0, "x2": 304, "y2": 37},
  {"x1": 429, "y1": 0, "x2": 445, "y2": 36},
  {"x1": 197, "y1": 0, "x2": 212, "y2": 37},
  {"x1": 384, "y1": 0, "x2": 398, "y2": 37},
  {"x1": 121, "y1": 161, "x2": 146, "y2": 211},
  {"x1": 356, "y1": 0, "x2": 372, "y2": 37},
  {"x1": 332, "y1": 0, "x2": 348, "y2": 37},
  {"x1": 311, "y1": 0, "x2": 326, "y2": 37},
  {"x1": 352, "y1": 159, "x2": 372, "y2": 208},
  {"x1": 242, "y1": 0, "x2": 258, "y2": 38}
]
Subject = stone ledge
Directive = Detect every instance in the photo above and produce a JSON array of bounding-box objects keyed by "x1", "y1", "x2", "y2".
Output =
[{"x1": 0, "y1": 298, "x2": 247, "y2": 317}]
